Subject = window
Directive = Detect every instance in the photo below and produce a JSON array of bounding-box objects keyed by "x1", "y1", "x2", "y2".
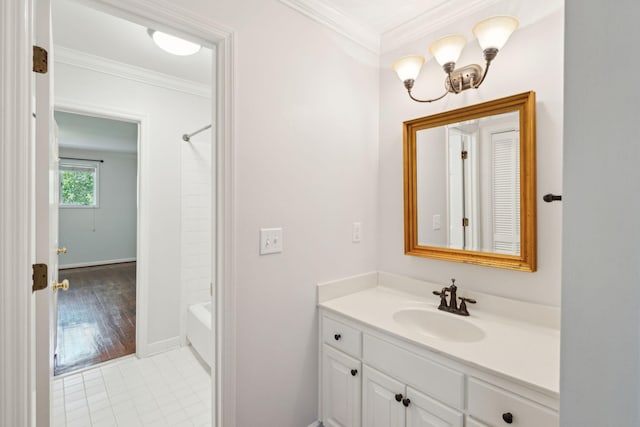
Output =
[{"x1": 59, "y1": 161, "x2": 99, "y2": 208}]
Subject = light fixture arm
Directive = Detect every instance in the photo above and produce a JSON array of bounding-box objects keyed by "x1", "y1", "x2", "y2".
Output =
[
  {"x1": 470, "y1": 62, "x2": 490, "y2": 88},
  {"x1": 403, "y1": 79, "x2": 449, "y2": 103},
  {"x1": 447, "y1": 72, "x2": 462, "y2": 94},
  {"x1": 443, "y1": 62, "x2": 462, "y2": 94},
  {"x1": 471, "y1": 48, "x2": 498, "y2": 88}
]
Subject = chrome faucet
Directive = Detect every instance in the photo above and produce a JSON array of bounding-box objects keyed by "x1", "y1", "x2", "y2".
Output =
[{"x1": 432, "y1": 278, "x2": 476, "y2": 316}]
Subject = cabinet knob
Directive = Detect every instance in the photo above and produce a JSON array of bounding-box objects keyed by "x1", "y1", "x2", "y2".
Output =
[
  {"x1": 334, "y1": 334, "x2": 341, "y2": 341},
  {"x1": 394, "y1": 393, "x2": 403, "y2": 402},
  {"x1": 502, "y1": 412, "x2": 513, "y2": 424},
  {"x1": 350, "y1": 369, "x2": 358, "y2": 376},
  {"x1": 402, "y1": 398, "x2": 410, "y2": 407}
]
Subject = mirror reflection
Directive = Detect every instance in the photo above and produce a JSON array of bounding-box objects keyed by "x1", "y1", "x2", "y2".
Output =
[
  {"x1": 403, "y1": 91, "x2": 536, "y2": 272},
  {"x1": 416, "y1": 111, "x2": 520, "y2": 254}
]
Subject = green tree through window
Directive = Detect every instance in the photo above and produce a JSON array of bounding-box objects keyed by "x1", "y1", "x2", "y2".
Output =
[{"x1": 59, "y1": 163, "x2": 98, "y2": 207}]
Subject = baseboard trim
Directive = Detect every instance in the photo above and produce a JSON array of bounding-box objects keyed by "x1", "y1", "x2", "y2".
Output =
[
  {"x1": 53, "y1": 354, "x2": 137, "y2": 379},
  {"x1": 140, "y1": 336, "x2": 181, "y2": 358},
  {"x1": 307, "y1": 421, "x2": 321, "y2": 427},
  {"x1": 59, "y1": 257, "x2": 136, "y2": 269}
]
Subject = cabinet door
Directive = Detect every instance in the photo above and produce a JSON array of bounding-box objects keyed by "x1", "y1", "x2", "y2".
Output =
[
  {"x1": 322, "y1": 344, "x2": 362, "y2": 427},
  {"x1": 466, "y1": 417, "x2": 490, "y2": 427},
  {"x1": 362, "y1": 365, "x2": 405, "y2": 427},
  {"x1": 405, "y1": 387, "x2": 463, "y2": 427}
]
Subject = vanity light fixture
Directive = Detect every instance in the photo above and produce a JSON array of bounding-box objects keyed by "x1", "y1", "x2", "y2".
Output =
[
  {"x1": 393, "y1": 15, "x2": 519, "y2": 103},
  {"x1": 147, "y1": 29, "x2": 201, "y2": 56}
]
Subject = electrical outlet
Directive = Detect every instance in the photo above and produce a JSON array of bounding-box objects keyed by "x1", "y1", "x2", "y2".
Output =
[
  {"x1": 260, "y1": 228, "x2": 283, "y2": 255},
  {"x1": 352, "y1": 222, "x2": 362, "y2": 243}
]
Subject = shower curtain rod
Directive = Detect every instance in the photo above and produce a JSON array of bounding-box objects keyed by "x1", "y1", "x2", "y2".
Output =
[
  {"x1": 182, "y1": 124, "x2": 212, "y2": 142},
  {"x1": 60, "y1": 156, "x2": 104, "y2": 163}
]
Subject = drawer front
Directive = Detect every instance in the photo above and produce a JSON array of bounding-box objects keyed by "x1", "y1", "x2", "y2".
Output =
[
  {"x1": 363, "y1": 334, "x2": 464, "y2": 409},
  {"x1": 467, "y1": 377, "x2": 559, "y2": 427},
  {"x1": 323, "y1": 316, "x2": 362, "y2": 358}
]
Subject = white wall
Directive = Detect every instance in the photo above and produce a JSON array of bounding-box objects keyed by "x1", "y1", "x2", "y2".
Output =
[
  {"x1": 561, "y1": 0, "x2": 640, "y2": 425},
  {"x1": 55, "y1": 58, "x2": 211, "y2": 352},
  {"x1": 165, "y1": 1, "x2": 380, "y2": 425},
  {"x1": 378, "y1": 2, "x2": 564, "y2": 306},
  {"x1": 58, "y1": 147, "x2": 137, "y2": 268}
]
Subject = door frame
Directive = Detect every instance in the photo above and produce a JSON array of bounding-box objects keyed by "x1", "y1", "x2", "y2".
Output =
[
  {"x1": 0, "y1": 1, "x2": 34, "y2": 426},
  {"x1": 0, "y1": 0, "x2": 237, "y2": 426},
  {"x1": 54, "y1": 98, "x2": 150, "y2": 357}
]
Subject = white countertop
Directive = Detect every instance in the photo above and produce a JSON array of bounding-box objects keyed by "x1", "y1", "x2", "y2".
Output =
[{"x1": 318, "y1": 273, "x2": 560, "y2": 396}]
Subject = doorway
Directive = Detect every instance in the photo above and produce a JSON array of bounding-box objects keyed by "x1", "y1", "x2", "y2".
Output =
[
  {"x1": 53, "y1": 110, "x2": 139, "y2": 375},
  {"x1": 49, "y1": 1, "x2": 215, "y2": 425},
  {"x1": 0, "y1": 0, "x2": 234, "y2": 424},
  {"x1": 15, "y1": 0, "x2": 237, "y2": 423}
]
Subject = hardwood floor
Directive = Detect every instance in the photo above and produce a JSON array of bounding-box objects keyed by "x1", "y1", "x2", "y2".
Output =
[{"x1": 55, "y1": 262, "x2": 136, "y2": 376}]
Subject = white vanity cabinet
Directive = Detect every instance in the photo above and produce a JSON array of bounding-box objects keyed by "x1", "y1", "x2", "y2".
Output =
[
  {"x1": 362, "y1": 365, "x2": 404, "y2": 427},
  {"x1": 466, "y1": 377, "x2": 559, "y2": 427},
  {"x1": 321, "y1": 316, "x2": 363, "y2": 427},
  {"x1": 466, "y1": 418, "x2": 490, "y2": 427},
  {"x1": 319, "y1": 310, "x2": 559, "y2": 427},
  {"x1": 322, "y1": 345, "x2": 361, "y2": 427},
  {"x1": 362, "y1": 365, "x2": 463, "y2": 427}
]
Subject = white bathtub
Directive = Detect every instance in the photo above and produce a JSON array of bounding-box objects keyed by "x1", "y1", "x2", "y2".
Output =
[{"x1": 187, "y1": 301, "x2": 213, "y2": 368}]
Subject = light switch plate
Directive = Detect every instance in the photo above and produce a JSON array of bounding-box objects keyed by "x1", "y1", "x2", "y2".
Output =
[
  {"x1": 432, "y1": 214, "x2": 441, "y2": 230},
  {"x1": 260, "y1": 228, "x2": 283, "y2": 255},
  {"x1": 352, "y1": 222, "x2": 362, "y2": 243}
]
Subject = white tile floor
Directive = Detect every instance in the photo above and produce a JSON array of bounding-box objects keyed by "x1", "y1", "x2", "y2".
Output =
[{"x1": 53, "y1": 346, "x2": 212, "y2": 427}]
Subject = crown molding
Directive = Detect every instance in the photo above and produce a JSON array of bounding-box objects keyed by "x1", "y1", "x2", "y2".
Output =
[
  {"x1": 279, "y1": 0, "x2": 380, "y2": 53},
  {"x1": 54, "y1": 45, "x2": 212, "y2": 98},
  {"x1": 381, "y1": 0, "x2": 502, "y2": 54},
  {"x1": 280, "y1": 0, "x2": 506, "y2": 55}
]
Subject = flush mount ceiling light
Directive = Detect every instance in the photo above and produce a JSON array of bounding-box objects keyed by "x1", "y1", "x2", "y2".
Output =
[
  {"x1": 147, "y1": 29, "x2": 201, "y2": 56},
  {"x1": 393, "y1": 15, "x2": 519, "y2": 103}
]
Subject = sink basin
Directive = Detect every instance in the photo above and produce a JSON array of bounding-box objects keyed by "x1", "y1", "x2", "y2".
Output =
[{"x1": 392, "y1": 308, "x2": 485, "y2": 343}]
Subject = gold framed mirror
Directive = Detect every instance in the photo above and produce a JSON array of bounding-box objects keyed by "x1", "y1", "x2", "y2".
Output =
[{"x1": 403, "y1": 91, "x2": 536, "y2": 271}]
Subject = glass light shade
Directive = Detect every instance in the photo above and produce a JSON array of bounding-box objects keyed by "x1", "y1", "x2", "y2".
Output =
[
  {"x1": 392, "y1": 55, "x2": 425, "y2": 82},
  {"x1": 149, "y1": 30, "x2": 201, "y2": 56},
  {"x1": 428, "y1": 35, "x2": 467, "y2": 66},
  {"x1": 472, "y1": 15, "x2": 519, "y2": 51}
]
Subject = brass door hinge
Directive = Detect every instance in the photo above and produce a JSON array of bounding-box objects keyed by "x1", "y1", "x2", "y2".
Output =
[
  {"x1": 32, "y1": 263, "x2": 48, "y2": 292},
  {"x1": 33, "y1": 46, "x2": 48, "y2": 74},
  {"x1": 461, "y1": 150, "x2": 468, "y2": 160},
  {"x1": 462, "y1": 218, "x2": 469, "y2": 227}
]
